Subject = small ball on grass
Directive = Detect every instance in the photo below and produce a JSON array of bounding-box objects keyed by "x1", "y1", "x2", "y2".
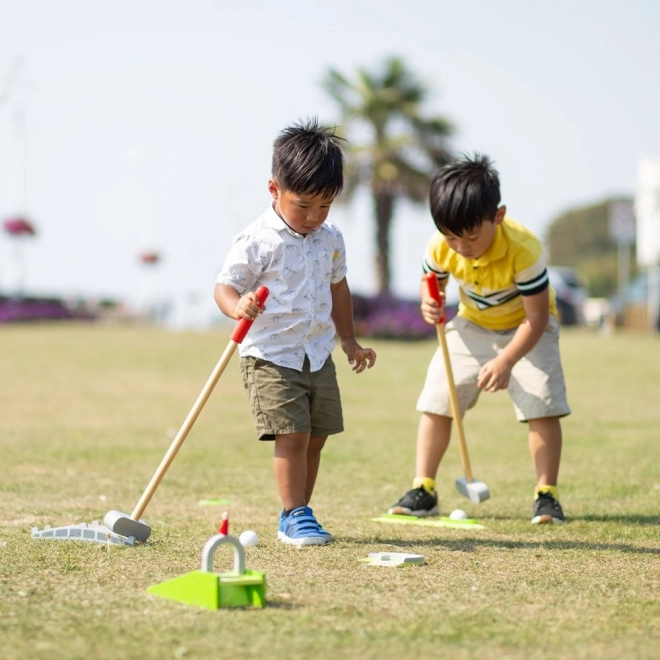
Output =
[
  {"x1": 239, "y1": 530, "x2": 259, "y2": 547},
  {"x1": 449, "y1": 509, "x2": 468, "y2": 520}
]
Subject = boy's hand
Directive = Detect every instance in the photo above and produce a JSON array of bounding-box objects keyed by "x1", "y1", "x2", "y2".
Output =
[
  {"x1": 340, "y1": 338, "x2": 377, "y2": 373},
  {"x1": 420, "y1": 291, "x2": 445, "y2": 325},
  {"x1": 234, "y1": 291, "x2": 265, "y2": 321},
  {"x1": 478, "y1": 355, "x2": 513, "y2": 392}
]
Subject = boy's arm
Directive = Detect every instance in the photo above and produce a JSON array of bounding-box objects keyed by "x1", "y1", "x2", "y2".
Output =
[
  {"x1": 330, "y1": 277, "x2": 355, "y2": 340},
  {"x1": 214, "y1": 283, "x2": 263, "y2": 322},
  {"x1": 478, "y1": 288, "x2": 550, "y2": 392},
  {"x1": 330, "y1": 278, "x2": 376, "y2": 373}
]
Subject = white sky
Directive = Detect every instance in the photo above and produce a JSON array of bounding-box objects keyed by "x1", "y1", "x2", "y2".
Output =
[{"x1": 1, "y1": 0, "x2": 659, "y2": 326}]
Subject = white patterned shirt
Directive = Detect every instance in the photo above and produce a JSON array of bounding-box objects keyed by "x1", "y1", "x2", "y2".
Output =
[{"x1": 217, "y1": 205, "x2": 347, "y2": 372}]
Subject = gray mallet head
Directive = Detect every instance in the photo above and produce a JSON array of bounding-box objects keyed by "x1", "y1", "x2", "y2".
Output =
[
  {"x1": 455, "y1": 478, "x2": 491, "y2": 504},
  {"x1": 103, "y1": 510, "x2": 152, "y2": 543}
]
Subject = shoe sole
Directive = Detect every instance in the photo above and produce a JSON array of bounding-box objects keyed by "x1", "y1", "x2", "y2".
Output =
[
  {"x1": 277, "y1": 533, "x2": 332, "y2": 546},
  {"x1": 531, "y1": 514, "x2": 564, "y2": 524},
  {"x1": 387, "y1": 505, "x2": 440, "y2": 517},
  {"x1": 277, "y1": 531, "x2": 333, "y2": 541}
]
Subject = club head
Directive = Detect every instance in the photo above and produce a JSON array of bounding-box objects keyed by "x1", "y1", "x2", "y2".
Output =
[
  {"x1": 103, "y1": 510, "x2": 152, "y2": 543},
  {"x1": 455, "y1": 477, "x2": 491, "y2": 504}
]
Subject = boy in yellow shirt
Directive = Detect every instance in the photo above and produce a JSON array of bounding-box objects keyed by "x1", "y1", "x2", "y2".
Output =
[{"x1": 389, "y1": 154, "x2": 570, "y2": 524}]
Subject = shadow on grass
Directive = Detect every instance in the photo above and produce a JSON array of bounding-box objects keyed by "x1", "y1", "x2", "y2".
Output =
[
  {"x1": 485, "y1": 514, "x2": 660, "y2": 526},
  {"x1": 265, "y1": 600, "x2": 300, "y2": 610},
  {"x1": 568, "y1": 514, "x2": 660, "y2": 525},
  {"x1": 348, "y1": 536, "x2": 660, "y2": 555}
]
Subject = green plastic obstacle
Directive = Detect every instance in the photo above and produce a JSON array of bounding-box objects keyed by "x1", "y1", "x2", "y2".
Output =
[
  {"x1": 374, "y1": 513, "x2": 485, "y2": 530},
  {"x1": 147, "y1": 534, "x2": 266, "y2": 609}
]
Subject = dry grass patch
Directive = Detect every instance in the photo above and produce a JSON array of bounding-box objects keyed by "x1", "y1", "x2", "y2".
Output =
[{"x1": 1, "y1": 324, "x2": 659, "y2": 659}]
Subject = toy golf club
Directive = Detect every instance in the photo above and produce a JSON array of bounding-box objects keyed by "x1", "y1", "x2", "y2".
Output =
[
  {"x1": 33, "y1": 286, "x2": 269, "y2": 546},
  {"x1": 425, "y1": 273, "x2": 490, "y2": 504},
  {"x1": 103, "y1": 286, "x2": 269, "y2": 542}
]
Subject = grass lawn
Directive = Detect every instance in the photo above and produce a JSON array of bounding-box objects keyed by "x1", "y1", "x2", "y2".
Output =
[{"x1": 1, "y1": 322, "x2": 659, "y2": 659}]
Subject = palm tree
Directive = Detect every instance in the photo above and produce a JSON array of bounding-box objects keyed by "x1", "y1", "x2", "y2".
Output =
[{"x1": 323, "y1": 56, "x2": 454, "y2": 294}]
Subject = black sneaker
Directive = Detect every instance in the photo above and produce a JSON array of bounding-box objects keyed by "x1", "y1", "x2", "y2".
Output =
[
  {"x1": 531, "y1": 491, "x2": 565, "y2": 524},
  {"x1": 388, "y1": 487, "x2": 439, "y2": 517}
]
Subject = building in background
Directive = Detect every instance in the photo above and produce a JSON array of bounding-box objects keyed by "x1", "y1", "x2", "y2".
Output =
[{"x1": 629, "y1": 159, "x2": 660, "y2": 331}]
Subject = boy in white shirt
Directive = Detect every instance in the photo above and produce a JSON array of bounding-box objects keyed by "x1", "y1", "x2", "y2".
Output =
[{"x1": 215, "y1": 118, "x2": 376, "y2": 546}]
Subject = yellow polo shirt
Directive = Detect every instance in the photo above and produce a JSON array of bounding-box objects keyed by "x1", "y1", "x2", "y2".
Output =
[{"x1": 423, "y1": 218, "x2": 558, "y2": 330}]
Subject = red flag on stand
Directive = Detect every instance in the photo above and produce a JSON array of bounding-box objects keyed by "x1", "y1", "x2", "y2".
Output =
[{"x1": 218, "y1": 511, "x2": 229, "y2": 535}]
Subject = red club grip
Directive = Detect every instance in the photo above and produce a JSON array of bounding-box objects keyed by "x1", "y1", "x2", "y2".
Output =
[
  {"x1": 230, "y1": 286, "x2": 269, "y2": 343},
  {"x1": 424, "y1": 272, "x2": 445, "y2": 324}
]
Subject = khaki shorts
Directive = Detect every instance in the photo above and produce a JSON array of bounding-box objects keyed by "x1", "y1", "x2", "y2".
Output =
[
  {"x1": 416, "y1": 316, "x2": 571, "y2": 422},
  {"x1": 240, "y1": 355, "x2": 344, "y2": 440}
]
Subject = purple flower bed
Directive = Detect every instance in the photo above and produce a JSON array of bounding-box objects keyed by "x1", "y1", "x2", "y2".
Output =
[
  {"x1": 352, "y1": 293, "x2": 457, "y2": 341},
  {"x1": 0, "y1": 297, "x2": 96, "y2": 323}
]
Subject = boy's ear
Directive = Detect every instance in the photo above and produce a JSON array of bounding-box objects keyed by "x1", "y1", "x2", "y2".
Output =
[
  {"x1": 494, "y1": 206, "x2": 506, "y2": 225},
  {"x1": 268, "y1": 178, "x2": 280, "y2": 199}
]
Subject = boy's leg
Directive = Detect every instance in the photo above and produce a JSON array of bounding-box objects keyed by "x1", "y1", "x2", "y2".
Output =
[
  {"x1": 305, "y1": 435, "x2": 327, "y2": 504},
  {"x1": 505, "y1": 318, "x2": 570, "y2": 524},
  {"x1": 390, "y1": 318, "x2": 485, "y2": 517},
  {"x1": 241, "y1": 356, "x2": 334, "y2": 545},
  {"x1": 415, "y1": 412, "x2": 452, "y2": 478},
  {"x1": 528, "y1": 416, "x2": 565, "y2": 524},
  {"x1": 528, "y1": 416, "x2": 562, "y2": 488},
  {"x1": 274, "y1": 431, "x2": 332, "y2": 545},
  {"x1": 273, "y1": 432, "x2": 311, "y2": 512},
  {"x1": 388, "y1": 413, "x2": 451, "y2": 516},
  {"x1": 272, "y1": 433, "x2": 328, "y2": 507}
]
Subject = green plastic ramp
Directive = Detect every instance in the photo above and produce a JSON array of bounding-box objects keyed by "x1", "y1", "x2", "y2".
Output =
[{"x1": 374, "y1": 513, "x2": 485, "y2": 530}]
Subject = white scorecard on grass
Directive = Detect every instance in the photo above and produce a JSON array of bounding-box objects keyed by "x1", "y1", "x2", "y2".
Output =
[
  {"x1": 239, "y1": 530, "x2": 259, "y2": 547},
  {"x1": 362, "y1": 552, "x2": 425, "y2": 567}
]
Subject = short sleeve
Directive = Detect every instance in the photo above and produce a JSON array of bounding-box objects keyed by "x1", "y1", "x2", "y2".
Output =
[
  {"x1": 514, "y1": 248, "x2": 549, "y2": 296},
  {"x1": 216, "y1": 232, "x2": 262, "y2": 294},
  {"x1": 422, "y1": 232, "x2": 450, "y2": 281},
  {"x1": 330, "y1": 227, "x2": 347, "y2": 284}
]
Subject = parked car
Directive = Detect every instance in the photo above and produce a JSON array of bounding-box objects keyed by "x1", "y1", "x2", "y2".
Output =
[
  {"x1": 547, "y1": 266, "x2": 588, "y2": 325},
  {"x1": 610, "y1": 267, "x2": 660, "y2": 331}
]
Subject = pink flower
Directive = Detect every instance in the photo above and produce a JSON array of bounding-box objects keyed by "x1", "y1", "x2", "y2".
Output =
[
  {"x1": 139, "y1": 251, "x2": 160, "y2": 264},
  {"x1": 3, "y1": 216, "x2": 36, "y2": 236}
]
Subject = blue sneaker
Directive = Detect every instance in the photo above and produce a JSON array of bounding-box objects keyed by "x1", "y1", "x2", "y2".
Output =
[
  {"x1": 278, "y1": 509, "x2": 333, "y2": 541},
  {"x1": 277, "y1": 506, "x2": 333, "y2": 546}
]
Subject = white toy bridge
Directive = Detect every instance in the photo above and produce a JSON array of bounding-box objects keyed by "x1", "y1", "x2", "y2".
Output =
[{"x1": 32, "y1": 521, "x2": 135, "y2": 546}]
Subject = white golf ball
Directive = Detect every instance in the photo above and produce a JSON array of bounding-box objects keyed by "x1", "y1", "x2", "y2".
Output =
[
  {"x1": 449, "y1": 509, "x2": 468, "y2": 520},
  {"x1": 239, "y1": 530, "x2": 259, "y2": 547}
]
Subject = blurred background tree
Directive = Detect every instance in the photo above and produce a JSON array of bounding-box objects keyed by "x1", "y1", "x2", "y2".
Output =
[
  {"x1": 545, "y1": 197, "x2": 637, "y2": 297},
  {"x1": 323, "y1": 56, "x2": 454, "y2": 294}
]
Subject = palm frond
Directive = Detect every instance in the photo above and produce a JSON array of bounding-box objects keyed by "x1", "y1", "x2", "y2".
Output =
[{"x1": 321, "y1": 55, "x2": 455, "y2": 293}]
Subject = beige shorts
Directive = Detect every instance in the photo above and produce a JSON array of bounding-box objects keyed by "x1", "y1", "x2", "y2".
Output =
[
  {"x1": 416, "y1": 316, "x2": 571, "y2": 422},
  {"x1": 240, "y1": 355, "x2": 344, "y2": 440}
]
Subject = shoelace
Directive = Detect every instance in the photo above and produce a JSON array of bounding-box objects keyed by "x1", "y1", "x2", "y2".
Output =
[
  {"x1": 410, "y1": 487, "x2": 433, "y2": 503},
  {"x1": 536, "y1": 492, "x2": 560, "y2": 511}
]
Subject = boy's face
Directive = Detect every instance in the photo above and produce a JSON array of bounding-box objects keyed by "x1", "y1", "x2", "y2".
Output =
[
  {"x1": 442, "y1": 206, "x2": 506, "y2": 259},
  {"x1": 268, "y1": 179, "x2": 335, "y2": 235}
]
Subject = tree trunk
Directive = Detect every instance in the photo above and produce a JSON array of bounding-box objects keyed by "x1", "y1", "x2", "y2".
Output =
[{"x1": 373, "y1": 191, "x2": 394, "y2": 295}]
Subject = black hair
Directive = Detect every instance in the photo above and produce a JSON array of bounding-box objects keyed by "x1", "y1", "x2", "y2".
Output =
[
  {"x1": 272, "y1": 117, "x2": 345, "y2": 198},
  {"x1": 429, "y1": 153, "x2": 501, "y2": 235}
]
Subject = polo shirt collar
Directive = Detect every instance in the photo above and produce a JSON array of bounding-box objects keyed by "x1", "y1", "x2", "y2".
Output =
[{"x1": 473, "y1": 222, "x2": 506, "y2": 266}]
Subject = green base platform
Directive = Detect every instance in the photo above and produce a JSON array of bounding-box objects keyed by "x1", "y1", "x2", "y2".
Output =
[
  {"x1": 147, "y1": 568, "x2": 266, "y2": 610},
  {"x1": 374, "y1": 513, "x2": 485, "y2": 530},
  {"x1": 147, "y1": 533, "x2": 266, "y2": 609}
]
